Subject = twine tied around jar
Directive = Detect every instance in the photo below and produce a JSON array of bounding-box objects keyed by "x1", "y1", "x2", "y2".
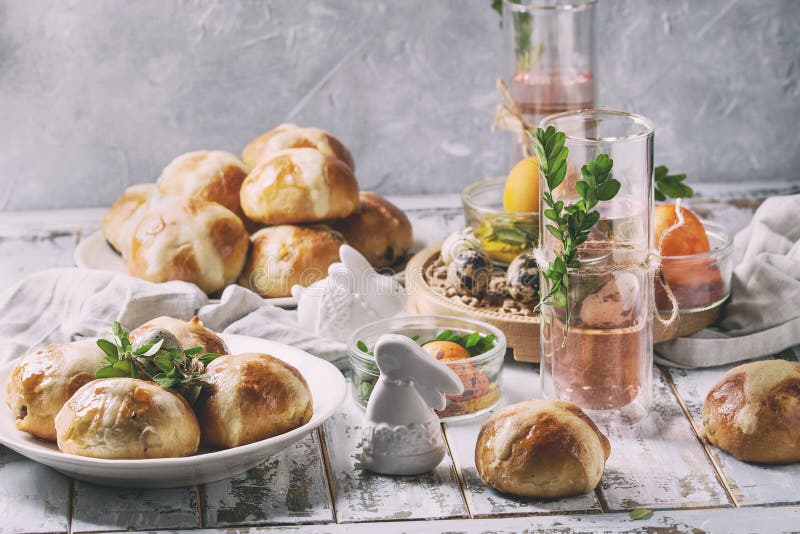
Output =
[
  {"x1": 491, "y1": 79, "x2": 535, "y2": 158},
  {"x1": 531, "y1": 242, "x2": 681, "y2": 330},
  {"x1": 653, "y1": 197, "x2": 686, "y2": 327}
]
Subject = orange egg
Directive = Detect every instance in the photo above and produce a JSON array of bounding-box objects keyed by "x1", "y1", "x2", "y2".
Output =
[
  {"x1": 654, "y1": 204, "x2": 710, "y2": 256},
  {"x1": 503, "y1": 157, "x2": 540, "y2": 212},
  {"x1": 422, "y1": 341, "x2": 470, "y2": 361},
  {"x1": 658, "y1": 256, "x2": 723, "y2": 307}
]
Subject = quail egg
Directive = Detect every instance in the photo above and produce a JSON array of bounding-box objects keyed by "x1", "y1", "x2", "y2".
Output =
[
  {"x1": 579, "y1": 272, "x2": 640, "y2": 329},
  {"x1": 506, "y1": 251, "x2": 540, "y2": 305},
  {"x1": 131, "y1": 327, "x2": 183, "y2": 353},
  {"x1": 441, "y1": 228, "x2": 483, "y2": 265},
  {"x1": 447, "y1": 248, "x2": 492, "y2": 297}
]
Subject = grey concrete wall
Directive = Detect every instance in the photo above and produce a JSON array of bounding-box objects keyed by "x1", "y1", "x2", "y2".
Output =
[{"x1": 0, "y1": 0, "x2": 798, "y2": 211}]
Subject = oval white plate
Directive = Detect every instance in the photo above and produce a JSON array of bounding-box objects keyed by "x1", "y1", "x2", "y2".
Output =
[
  {"x1": 74, "y1": 230, "x2": 298, "y2": 308},
  {"x1": 0, "y1": 334, "x2": 346, "y2": 488}
]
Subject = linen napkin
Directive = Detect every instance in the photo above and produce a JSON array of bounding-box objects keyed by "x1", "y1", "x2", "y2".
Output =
[
  {"x1": 0, "y1": 269, "x2": 348, "y2": 368},
  {"x1": 655, "y1": 194, "x2": 800, "y2": 368}
]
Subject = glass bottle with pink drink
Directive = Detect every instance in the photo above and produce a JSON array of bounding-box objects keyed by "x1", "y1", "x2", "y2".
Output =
[{"x1": 502, "y1": 0, "x2": 596, "y2": 160}]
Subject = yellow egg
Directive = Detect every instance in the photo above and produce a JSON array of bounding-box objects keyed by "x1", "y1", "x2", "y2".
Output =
[{"x1": 503, "y1": 157, "x2": 540, "y2": 212}]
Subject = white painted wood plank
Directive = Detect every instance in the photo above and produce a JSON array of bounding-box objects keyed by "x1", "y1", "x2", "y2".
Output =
[
  {"x1": 71, "y1": 482, "x2": 200, "y2": 532},
  {"x1": 405, "y1": 207, "x2": 465, "y2": 250},
  {"x1": 443, "y1": 359, "x2": 602, "y2": 517},
  {"x1": 596, "y1": 367, "x2": 730, "y2": 511},
  {"x1": 0, "y1": 208, "x2": 104, "y2": 236},
  {"x1": 159, "y1": 505, "x2": 800, "y2": 533},
  {"x1": 668, "y1": 352, "x2": 800, "y2": 507},
  {"x1": 0, "y1": 446, "x2": 70, "y2": 534},
  {"x1": 0, "y1": 232, "x2": 83, "y2": 289},
  {"x1": 388, "y1": 180, "x2": 799, "y2": 212},
  {"x1": 202, "y1": 432, "x2": 333, "y2": 527},
  {"x1": 320, "y1": 389, "x2": 468, "y2": 523}
]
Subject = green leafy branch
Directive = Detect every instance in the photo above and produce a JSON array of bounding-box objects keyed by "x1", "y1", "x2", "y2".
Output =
[
  {"x1": 529, "y1": 126, "x2": 620, "y2": 332},
  {"x1": 357, "y1": 330, "x2": 497, "y2": 359},
  {"x1": 95, "y1": 321, "x2": 223, "y2": 404},
  {"x1": 491, "y1": 0, "x2": 536, "y2": 72},
  {"x1": 654, "y1": 165, "x2": 693, "y2": 201}
]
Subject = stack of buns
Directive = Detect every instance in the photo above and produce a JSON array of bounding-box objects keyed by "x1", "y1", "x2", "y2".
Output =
[
  {"x1": 102, "y1": 124, "x2": 413, "y2": 296},
  {"x1": 5, "y1": 317, "x2": 313, "y2": 459}
]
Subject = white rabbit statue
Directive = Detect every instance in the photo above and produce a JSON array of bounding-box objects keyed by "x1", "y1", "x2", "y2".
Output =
[
  {"x1": 291, "y1": 245, "x2": 406, "y2": 343},
  {"x1": 358, "y1": 334, "x2": 464, "y2": 475}
]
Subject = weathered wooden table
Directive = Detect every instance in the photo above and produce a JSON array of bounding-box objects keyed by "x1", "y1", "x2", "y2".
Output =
[{"x1": 1, "y1": 184, "x2": 799, "y2": 534}]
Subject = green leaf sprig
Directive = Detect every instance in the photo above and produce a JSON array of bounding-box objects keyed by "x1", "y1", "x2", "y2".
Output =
[
  {"x1": 529, "y1": 126, "x2": 621, "y2": 333},
  {"x1": 482, "y1": 215, "x2": 538, "y2": 247},
  {"x1": 654, "y1": 165, "x2": 693, "y2": 201},
  {"x1": 629, "y1": 508, "x2": 654, "y2": 520},
  {"x1": 491, "y1": 0, "x2": 536, "y2": 72},
  {"x1": 356, "y1": 330, "x2": 497, "y2": 359},
  {"x1": 427, "y1": 329, "x2": 497, "y2": 357},
  {"x1": 95, "y1": 321, "x2": 223, "y2": 404}
]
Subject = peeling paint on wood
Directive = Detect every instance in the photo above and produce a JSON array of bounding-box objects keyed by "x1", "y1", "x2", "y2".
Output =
[
  {"x1": 202, "y1": 432, "x2": 333, "y2": 527},
  {"x1": 70, "y1": 482, "x2": 200, "y2": 532},
  {"x1": 596, "y1": 368, "x2": 730, "y2": 511},
  {"x1": 151, "y1": 505, "x2": 800, "y2": 533},
  {"x1": 0, "y1": 233, "x2": 84, "y2": 290},
  {"x1": 320, "y1": 387, "x2": 467, "y2": 523},
  {"x1": 0, "y1": 446, "x2": 70, "y2": 534}
]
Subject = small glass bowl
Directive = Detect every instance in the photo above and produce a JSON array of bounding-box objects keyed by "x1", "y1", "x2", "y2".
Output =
[
  {"x1": 655, "y1": 221, "x2": 733, "y2": 313},
  {"x1": 462, "y1": 176, "x2": 539, "y2": 265},
  {"x1": 348, "y1": 315, "x2": 506, "y2": 422}
]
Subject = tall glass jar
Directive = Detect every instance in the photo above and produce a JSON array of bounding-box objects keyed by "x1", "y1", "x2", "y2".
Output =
[
  {"x1": 503, "y1": 0, "x2": 596, "y2": 162},
  {"x1": 538, "y1": 110, "x2": 654, "y2": 420}
]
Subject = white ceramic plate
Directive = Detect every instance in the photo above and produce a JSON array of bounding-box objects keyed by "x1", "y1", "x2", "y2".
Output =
[
  {"x1": 74, "y1": 230, "x2": 298, "y2": 308},
  {"x1": 0, "y1": 334, "x2": 346, "y2": 488}
]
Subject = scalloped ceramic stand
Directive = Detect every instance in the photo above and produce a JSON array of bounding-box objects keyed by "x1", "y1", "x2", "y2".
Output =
[{"x1": 357, "y1": 334, "x2": 463, "y2": 476}]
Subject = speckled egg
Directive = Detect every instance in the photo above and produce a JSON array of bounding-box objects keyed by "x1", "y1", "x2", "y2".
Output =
[
  {"x1": 441, "y1": 228, "x2": 483, "y2": 265},
  {"x1": 506, "y1": 252, "x2": 540, "y2": 305},
  {"x1": 447, "y1": 248, "x2": 492, "y2": 297},
  {"x1": 131, "y1": 328, "x2": 183, "y2": 352}
]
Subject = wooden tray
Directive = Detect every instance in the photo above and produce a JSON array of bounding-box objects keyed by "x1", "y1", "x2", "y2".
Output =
[
  {"x1": 406, "y1": 245, "x2": 725, "y2": 362},
  {"x1": 406, "y1": 245, "x2": 541, "y2": 362}
]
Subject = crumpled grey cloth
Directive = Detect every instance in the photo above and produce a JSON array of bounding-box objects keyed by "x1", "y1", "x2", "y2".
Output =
[
  {"x1": 655, "y1": 194, "x2": 800, "y2": 368},
  {"x1": 0, "y1": 269, "x2": 348, "y2": 368}
]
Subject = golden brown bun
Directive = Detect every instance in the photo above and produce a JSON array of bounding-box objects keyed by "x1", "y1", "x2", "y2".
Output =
[
  {"x1": 197, "y1": 353, "x2": 313, "y2": 448},
  {"x1": 475, "y1": 399, "x2": 611, "y2": 498},
  {"x1": 157, "y1": 150, "x2": 250, "y2": 220},
  {"x1": 127, "y1": 196, "x2": 249, "y2": 294},
  {"x1": 5, "y1": 340, "x2": 108, "y2": 441},
  {"x1": 238, "y1": 224, "x2": 345, "y2": 298},
  {"x1": 242, "y1": 123, "x2": 354, "y2": 170},
  {"x1": 102, "y1": 183, "x2": 160, "y2": 257},
  {"x1": 330, "y1": 191, "x2": 413, "y2": 269},
  {"x1": 240, "y1": 148, "x2": 359, "y2": 225},
  {"x1": 55, "y1": 378, "x2": 200, "y2": 459},
  {"x1": 130, "y1": 316, "x2": 228, "y2": 355},
  {"x1": 703, "y1": 359, "x2": 800, "y2": 464}
]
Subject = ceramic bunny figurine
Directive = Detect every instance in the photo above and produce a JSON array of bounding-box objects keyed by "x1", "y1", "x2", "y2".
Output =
[
  {"x1": 291, "y1": 245, "x2": 406, "y2": 343},
  {"x1": 358, "y1": 334, "x2": 464, "y2": 476}
]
